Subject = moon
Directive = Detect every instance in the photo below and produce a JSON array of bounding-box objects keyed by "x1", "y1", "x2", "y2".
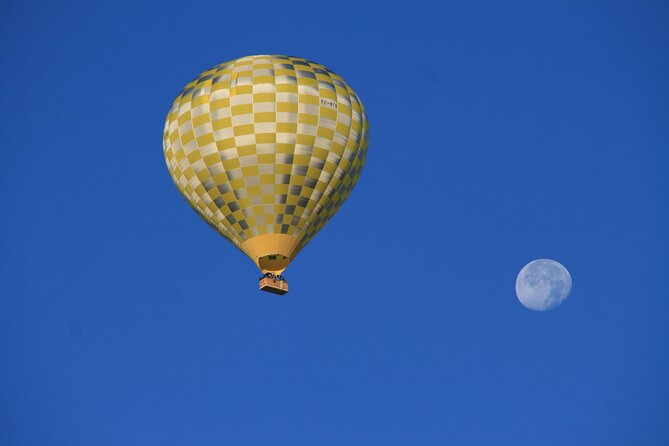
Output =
[{"x1": 515, "y1": 259, "x2": 572, "y2": 311}]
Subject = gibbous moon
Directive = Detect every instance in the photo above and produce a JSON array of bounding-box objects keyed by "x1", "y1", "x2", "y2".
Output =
[{"x1": 516, "y1": 259, "x2": 572, "y2": 311}]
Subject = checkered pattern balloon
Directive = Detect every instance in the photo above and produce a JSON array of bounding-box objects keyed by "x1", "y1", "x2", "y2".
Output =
[{"x1": 163, "y1": 55, "x2": 368, "y2": 273}]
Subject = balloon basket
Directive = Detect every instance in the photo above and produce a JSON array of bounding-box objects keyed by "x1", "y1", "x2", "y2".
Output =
[{"x1": 259, "y1": 275, "x2": 289, "y2": 295}]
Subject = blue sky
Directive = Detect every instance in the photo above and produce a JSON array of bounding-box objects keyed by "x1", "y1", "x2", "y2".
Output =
[{"x1": 1, "y1": 0, "x2": 667, "y2": 445}]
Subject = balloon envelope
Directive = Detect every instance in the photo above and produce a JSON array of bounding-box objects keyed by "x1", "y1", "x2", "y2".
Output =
[{"x1": 163, "y1": 55, "x2": 368, "y2": 273}]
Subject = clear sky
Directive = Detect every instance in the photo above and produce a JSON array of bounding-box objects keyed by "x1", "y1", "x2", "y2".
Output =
[{"x1": 1, "y1": 0, "x2": 667, "y2": 444}]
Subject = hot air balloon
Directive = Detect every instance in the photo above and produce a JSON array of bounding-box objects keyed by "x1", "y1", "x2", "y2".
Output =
[{"x1": 163, "y1": 55, "x2": 368, "y2": 294}]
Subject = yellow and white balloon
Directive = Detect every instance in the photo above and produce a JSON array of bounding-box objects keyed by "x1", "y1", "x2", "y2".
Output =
[{"x1": 163, "y1": 55, "x2": 368, "y2": 275}]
